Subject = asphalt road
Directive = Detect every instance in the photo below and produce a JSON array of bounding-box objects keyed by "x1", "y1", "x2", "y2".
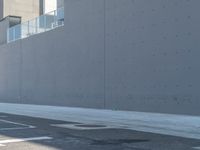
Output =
[{"x1": 0, "y1": 113, "x2": 199, "y2": 150}]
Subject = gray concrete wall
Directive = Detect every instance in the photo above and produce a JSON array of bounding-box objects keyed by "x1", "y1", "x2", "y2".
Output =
[
  {"x1": 0, "y1": 0, "x2": 200, "y2": 115},
  {"x1": 104, "y1": 0, "x2": 200, "y2": 115}
]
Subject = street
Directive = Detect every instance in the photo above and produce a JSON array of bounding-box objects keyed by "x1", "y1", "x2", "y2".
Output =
[{"x1": 0, "y1": 113, "x2": 199, "y2": 150}]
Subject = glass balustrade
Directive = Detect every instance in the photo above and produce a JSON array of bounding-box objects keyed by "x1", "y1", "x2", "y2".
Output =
[{"x1": 7, "y1": 7, "x2": 64, "y2": 43}]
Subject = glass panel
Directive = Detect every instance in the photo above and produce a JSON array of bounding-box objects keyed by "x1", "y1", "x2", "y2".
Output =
[
  {"x1": 7, "y1": 7, "x2": 64, "y2": 43},
  {"x1": 55, "y1": 7, "x2": 64, "y2": 27},
  {"x1": 29, "y1": 19, "x2": 37, "y2": 35},
  {"x1": 14, "y1": 24, "x2": 21, "y2": 40},
  {"x1": 21, "y1": 22, "x2": 29, "y2": 39},
  {"x1": 8, "y1": 27, "x2": 15, "y2": 42},
  {"x1": 37, "y1": 15, "x2": 45, "y2": 33},
  {"x1": 57, "y1": 7, "x2": 64, "y2": 20},
  {"x1": 45, "y1": 11, "x2": 55, "y2": 31}
]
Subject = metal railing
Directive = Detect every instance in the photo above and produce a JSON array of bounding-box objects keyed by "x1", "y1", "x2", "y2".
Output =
[{"x1": 7, "y1": 7, "x2": 64, "y2": 43}]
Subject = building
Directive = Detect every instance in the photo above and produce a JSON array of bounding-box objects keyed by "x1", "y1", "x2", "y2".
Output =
[
  {"x1": 43, "y1": 0, "x2": 57, "y2": 13},
  {"x1": 0, "y1": 0, "x2": 42, "y2": 22},
  {"x1": 0, "y1": 0, "x2": 200, "y2": 116},
  {"x1": 0, "y1": 0, "x2": 64, "y2": 45},
  {"x1": 0, "y1": 0, "x2": 64, "y2": 22}
]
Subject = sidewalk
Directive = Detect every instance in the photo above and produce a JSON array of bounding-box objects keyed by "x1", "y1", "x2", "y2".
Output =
[{"x1": 0, "y1": 103, "x2": 200, "y2": 140}]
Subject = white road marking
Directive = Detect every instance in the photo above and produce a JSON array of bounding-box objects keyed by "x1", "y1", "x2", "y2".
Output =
[
  {"x1": 0, "y1": 119, "x2": 35, "y2": 131},
  {"x1": 51, "y1": 123, "x2": 114, "y2": 130},
  {"x1": 193, "y1": 147, "x2": 200, "y2": 150},
  {"x1": 0, "y1": 136, "x2": 53, "y2": 146}
]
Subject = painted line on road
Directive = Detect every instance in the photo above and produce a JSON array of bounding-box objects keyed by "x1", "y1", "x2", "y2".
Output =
[
  {"x1": 51, "y1": 123, "x2": 115, "y2": 130},
  {"x1": 193, "y1": 147, "x2": 200, "y2": 150},
  {"x1": 0, "y1": 136, "x2": 53, "y2": 146},
  {"x1": 0, "y1": 119, "x2": 35, "y2": 131},
  {"x1": 0, "y1": 119, "x2": 33, "y2": 127}
]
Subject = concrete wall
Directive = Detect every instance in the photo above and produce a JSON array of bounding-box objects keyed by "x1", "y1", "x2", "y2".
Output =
[
  {"x1": 104, "y1": 0, "x2": 200, "y2": 115},
  {"x1": 0, "y1": 0, "x2": 200, "y2": 115}
]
